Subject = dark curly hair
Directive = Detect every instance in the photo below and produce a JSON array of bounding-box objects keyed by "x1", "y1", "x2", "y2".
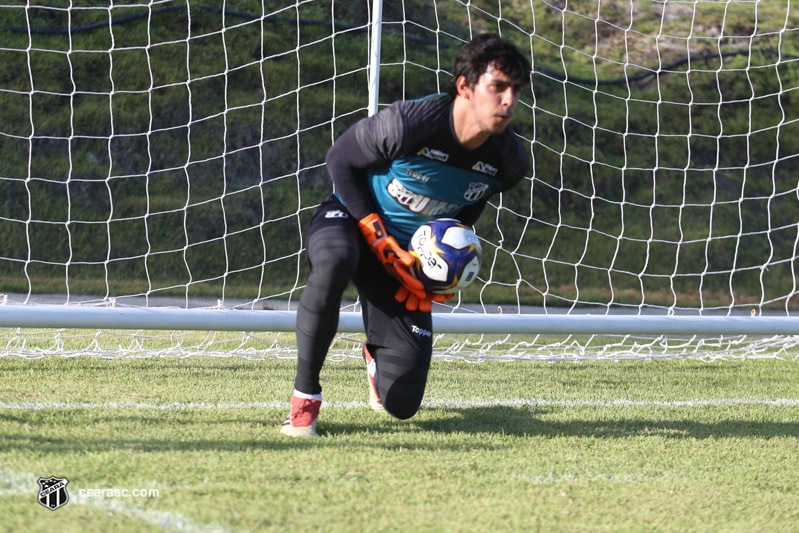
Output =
[{"x1": 447, "y1": 34, "x2": 531, "y2": 98}]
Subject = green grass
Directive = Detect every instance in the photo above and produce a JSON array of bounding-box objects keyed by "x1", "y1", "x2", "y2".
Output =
[{"x1": 1, "y1": 356, "x2": 798, "y2": 532}]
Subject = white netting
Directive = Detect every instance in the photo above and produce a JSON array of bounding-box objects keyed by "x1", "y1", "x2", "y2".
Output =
[{"x1": 1, "y1": 0, "x2": 798, "y2": 359}]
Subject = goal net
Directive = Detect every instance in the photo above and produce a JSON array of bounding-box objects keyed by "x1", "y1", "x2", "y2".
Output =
[{"x1": 1, "y1": 0, "x2": 798, "y2": 360}]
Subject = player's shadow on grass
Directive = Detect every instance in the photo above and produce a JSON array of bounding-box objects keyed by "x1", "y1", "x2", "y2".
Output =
[
  {"x1": 0, "y1": 428, "x2": 331, "y2": 452},
  {"x1": 3, "y1": 406, "x2": 797, "y2": 452},
  {"x1": 409, "y1": 406, "x2": 799, "y2": 440}
]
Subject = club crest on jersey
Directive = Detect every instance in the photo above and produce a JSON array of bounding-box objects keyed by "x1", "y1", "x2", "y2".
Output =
[
  {"x1": 418, "y1": 147, "x2": 449, "y2": 162},
  {"x1": 463, "y1": 182, "x2": 490, "y2": 202},
  {"x1": 472, "y1": 161, "x2": 498, "y2": 177}
]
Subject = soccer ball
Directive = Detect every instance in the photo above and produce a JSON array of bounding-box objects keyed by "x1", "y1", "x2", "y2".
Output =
[{"x1": 408, "y1": 218, "x2": 482, "y2": 294}]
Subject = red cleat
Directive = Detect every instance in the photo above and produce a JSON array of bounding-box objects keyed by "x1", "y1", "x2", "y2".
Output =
[
  {"x1": 363, "y1": 345, "x2": 385, "y2": 412},
  {"x1": 280, "y1": 394, "x2": 321, "y2": 437}
]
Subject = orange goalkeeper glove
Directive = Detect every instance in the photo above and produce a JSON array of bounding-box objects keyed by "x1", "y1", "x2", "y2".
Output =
[
  {"x1": 358, "y1": 213, "x2": 426, "y2": 299},
  {"x1": 394, "y1": 285, "x2": 454, "y2": 312}
]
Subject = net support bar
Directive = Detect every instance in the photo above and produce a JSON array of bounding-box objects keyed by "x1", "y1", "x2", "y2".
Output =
[
  {"x1": 1, "y1": 305, "x2": 798, "y2": 336},
  {"x1": 366, "y1": 0, "x2": 383, "y2": 117}
]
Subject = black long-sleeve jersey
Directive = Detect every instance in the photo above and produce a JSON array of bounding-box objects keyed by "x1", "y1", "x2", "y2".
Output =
[{"x1": 326, "y1": 93, "x2": 530, "y2": 245}]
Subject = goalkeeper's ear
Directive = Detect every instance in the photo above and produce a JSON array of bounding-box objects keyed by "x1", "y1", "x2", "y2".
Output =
[{"x1": 454, "y1": 75, "x2": 472, "y2": 100}]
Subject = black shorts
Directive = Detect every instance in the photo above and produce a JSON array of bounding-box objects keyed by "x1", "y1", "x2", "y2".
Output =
[{"x1": 307, "y1": 196, "x2": 434, "y2": 359}]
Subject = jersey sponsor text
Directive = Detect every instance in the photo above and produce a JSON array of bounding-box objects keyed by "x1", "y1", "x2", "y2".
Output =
[
  {"x1": 418, "y1": 147, "x2": 449, "y2": 162},
  {"x1": 411, "y1": 325, "x2": 432, "y2": 337},
  {"x1": 406, "y1": 168, "x2": 431, "y2": 183},
  {"x1": 387, "y1": 178, "x2": 460, "y2": 216},
  {"x1": 472, "y1": 161, "x2": 498, "y2": 176}
]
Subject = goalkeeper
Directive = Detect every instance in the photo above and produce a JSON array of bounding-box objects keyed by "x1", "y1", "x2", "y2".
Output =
[{"x1": 281, "y1": 34, "x2": 531, "y2": 436}]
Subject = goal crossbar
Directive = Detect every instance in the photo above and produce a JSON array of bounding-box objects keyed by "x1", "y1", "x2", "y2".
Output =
[{"x1": 1, "y1": 305, "x2": 798, "y2": 337}]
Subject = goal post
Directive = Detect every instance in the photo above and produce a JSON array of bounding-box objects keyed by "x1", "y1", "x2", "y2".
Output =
[{"x1": 1, "y1": 0, "x2": 798, "y2": 360}]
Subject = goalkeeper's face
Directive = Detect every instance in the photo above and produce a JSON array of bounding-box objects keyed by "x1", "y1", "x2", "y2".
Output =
[{"x1": 465, "y1": 64, "x2": 523, "y2": 135}]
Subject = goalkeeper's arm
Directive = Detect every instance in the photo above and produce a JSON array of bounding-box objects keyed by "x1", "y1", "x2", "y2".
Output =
[{"x1": 324, "y1": 124, "x2": 381, "y2": 221}]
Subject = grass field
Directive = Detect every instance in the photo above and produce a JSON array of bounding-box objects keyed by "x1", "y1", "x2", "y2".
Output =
[{"x1": 1, "y1": 355, "x2": 798, "y2": 532}]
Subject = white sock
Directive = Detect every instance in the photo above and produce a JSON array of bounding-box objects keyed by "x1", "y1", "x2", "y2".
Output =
[{"x1": 293, "y1": 389, "x2": 322, "y2": 401}]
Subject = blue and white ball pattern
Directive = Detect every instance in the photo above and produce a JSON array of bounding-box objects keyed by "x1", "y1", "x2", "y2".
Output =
[{"x1": 408, "y1": 218, "x2": 482, "y2": 294}]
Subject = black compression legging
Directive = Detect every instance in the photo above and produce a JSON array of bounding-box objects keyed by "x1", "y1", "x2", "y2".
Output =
[
  {"x1": 294, "y1": 224, "x2": 358, "y2": 397},
  {"x1": 293, "y1": 203, "x2": 432, "y2": 420}
]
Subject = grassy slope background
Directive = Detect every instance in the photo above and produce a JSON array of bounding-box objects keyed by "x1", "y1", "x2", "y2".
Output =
[{"x1": 0, "y1": 0, "x2": 798, "y2": 309}]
